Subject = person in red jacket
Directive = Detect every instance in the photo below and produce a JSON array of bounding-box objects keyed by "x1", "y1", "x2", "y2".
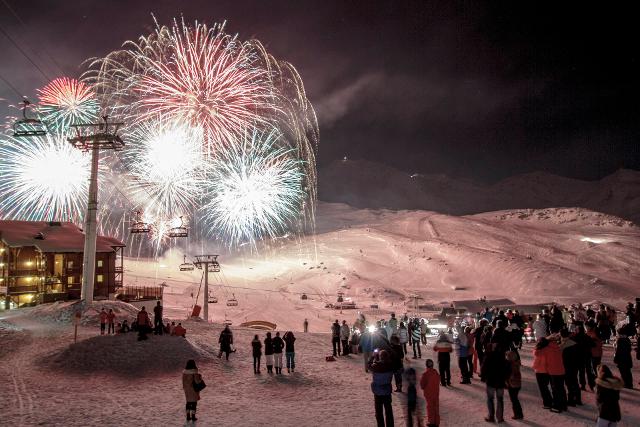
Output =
[
  {"x1": 546, "y1": 336, "x2": 567, "y2": 412},
  {"x1": 137, "y1": 306, "x2": 151, "y2": 341},
  {"x1": 533, "y1": 337, "x2": 553, "y2": 409},
  {"x1": 99, "y1": 308, "x2": 108, "y2": 335},
  {"x1": 174, "y1": 323, "x2": 187, "y2": 337},
  {"x1": 419, "y1": 359, "x2": 441, "y2": 427},
  {"x1": 107, "y1": 309, "x2": 116, "y2": 335}
]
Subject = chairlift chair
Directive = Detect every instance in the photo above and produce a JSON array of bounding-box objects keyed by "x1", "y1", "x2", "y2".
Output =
[
  {"x1": 208, "y1": 291, "x2": 218, "y2": 304},
  {"x1": 226, "y1": 293, "x2": 239, "y2": 306},
  {"x1": 13, "y1": 100, "x2": 47, "y2": 137},
  {"x1": 167, "y1": 216, "x2": 188, "y2": 238},
  {"x1": 130, "y1": 211, "x2": 151, "y2": 234},
  {"x1": 337, "y1": 292, "x2": 344, "y2": 303},
  {"x1": 179, "y1": 255, "x2": 194, "y2": 271},
  {"x1": 208, "y1": 260, "x2": 220, "y2": 272},
  {"x1": 301, "y1": 293, "x2": 308, "y2": 300}
]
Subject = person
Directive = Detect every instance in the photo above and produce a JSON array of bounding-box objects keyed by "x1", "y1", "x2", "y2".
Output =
[
  {"x1": 465, "y1": 326, "x2": 476, "y2": 378},
  {"x1": 533, "y1": 338, "x2": 553, "y2": 409},
  {"x1": 398, "y1": 322, "x2": 409, "y2": 356},
  {"x1": 585, "y1": 321, "x2": 602, "y2": 389},
  {"x1": 137, "y1": 306, "x2": 151, "y2": 341},
  {"x1": 533, "y1": 314, "x2": 548, "y2": 341},
  {"x1": 389, "y1": 335, "x2": 404, "y2": 392},
  {"x1": 505, "y1": 349, "x2": 523, "y2": 420},
  {"x1": 119, "y1": 319, "x2": 130, "y2": 333},
  {"x1": 264, "y1": 332, "x2": 274, "y2": 374},
  {"x1": 283, "y1": 331, "x2": 296, "y2": 373},
  {"x1": 340, "y1": 320, "x2": 350, "y2": 356},
  {"x1": 368, "y1": 350, "x2": 394, "y2": 427},
  {"x1": 331, "y1": 320, "x2": 341, "y2": 356},
  {"x1": 182, "y1": 359, "x2": 204, "y2": 422},
  {"x1": 607, "y1": 307, "x2": 618, "y2": 338},
  {"x1": 169, "y1": 321, "x2": 176, "y2": 335},
  {"x1": 303, "y1": 318, "x2": 309, "y2": 333},
  {"x1": 455, "y1": 324, "x2": 470, "y2": 384},
  {"x1": 163, "y1": 321, "x2": 171, "y2": 335},
  {"x1": 388, "y1": 313, "x2": 398, "y2": 336},
  {"x1": 99, "y1": 308, "x2": 108, "y2": 335},
  {"x1": 559, "y1": 328, "x2": 582, "y2": 406},
  {"x1": 492, "y1": 310, "x2": 508, "y2": 328},
  {"x1": 474, "y1": 319, "x2": 489, "y2": 368},
  {"x1": 272, "y1": 331, "x2": 285, "y2": 374},
  {"x1": 613, "y1": 328, "x2": 633, "y2": 388},
  {"x1": 433, "y1": 332, "x2": 453, "y2": 386},
  {"x1": 420, "y1": 319, "x2": 429, "y2": 345},
  {"x1": 420, "y1": 359, "x2": 440, "y2": 427},
  {"x1": 404, "y1": 368, "x2": 421, "y2": 427},
  {"x1": 481, "y1": 343, "x2": 511, "y2": 423},
  {"x1": 595, "y1": 365, "x2": 623, "y2": 427},
  {"x1": 351, "y1": 329, "x2": 361, "y2": 354},
  {"x1": 153, "y1": 301, "x2": 163, "y2": 335},
  {"x1": 596, "y1": 305, "x2": 611, "y2": 343},
  {"x1": 218, "y1": 325, "x2": 234, "y2": 360},
  {"x1": 251, "y1": 334, "x2": 262, "y2": 374},
  {"x1": 107, "y1": 309, "x2": 116, "y2": 335},
  {"x1": 546, "y1": 335, "x2": 567, "y2": 413},
  {"x1": 411, "y1": 319, "x2": 422, "y2": 359},
  {"x1": 360, "y1": 328, "x2": 375, "y2": 372},
  {"x1": 491, "y1": 320, "x2": 512, "y2": 352},
  {"x1": 174, "y1": 323, "x2": 186, "y2": 337}
]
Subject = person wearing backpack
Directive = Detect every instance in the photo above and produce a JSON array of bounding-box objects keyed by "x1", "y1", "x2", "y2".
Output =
[{"x1": 182, "y1": 359, "x2": 205, "y2": 422}]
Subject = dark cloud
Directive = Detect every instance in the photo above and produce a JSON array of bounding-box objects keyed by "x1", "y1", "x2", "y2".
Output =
[{"x1": 0, "y1": 1, "x2": 637, "y2": 182}]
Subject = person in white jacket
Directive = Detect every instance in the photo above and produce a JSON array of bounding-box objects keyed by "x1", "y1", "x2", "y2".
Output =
[{"x1": 340, "y1": 320, "x2": 351, "y2": 355}]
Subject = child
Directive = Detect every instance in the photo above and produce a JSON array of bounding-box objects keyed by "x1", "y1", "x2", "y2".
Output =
[
  {"x1": 613, "y1": 328, "x2": 633, "y2": 388},
  {"x1": 419, "y1": 359, "x2": 441, "y2": 427},
  {"x1": 404, "y1": 368, "x2": 422, "y2": 427}
]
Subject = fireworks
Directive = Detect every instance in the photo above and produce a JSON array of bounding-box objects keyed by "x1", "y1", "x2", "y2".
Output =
[
  {"x1": 201, "y1": 128, "x2": 305, "y2": 246},
  {"x1": 0, "y1": 132, "x2": 90, "y2": 222},
  {"x1": 37, "y1": 77, "x2": 99, "y2": 132},
  {"x1": 122, "y1": 119, "x2": 205, "y2": 220}
]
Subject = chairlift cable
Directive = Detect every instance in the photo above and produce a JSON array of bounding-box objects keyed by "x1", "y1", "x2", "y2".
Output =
[
  {"x1": 0, "y1": 71, "x2": 23, "y2": 98},
  {"x1": 0, "y1": 23, "x2": 51, "y2": 82}
]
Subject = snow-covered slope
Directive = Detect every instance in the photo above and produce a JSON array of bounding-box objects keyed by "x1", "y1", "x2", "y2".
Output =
[
  {"x1": 318, "y1": 160, "x2": 640, "y2": 223},
  {"x1": 124, "y1": 203, "x2": 640, "y2": 331}
]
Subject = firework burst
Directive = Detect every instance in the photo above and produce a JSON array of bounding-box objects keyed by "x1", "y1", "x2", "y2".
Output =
[
  {"x1": 0, "y1": 132, "x2": 90, "y2": 222},
  {"x1": 201, "y1": 128, "x2": 305, "y2": 247},
  {"x1": 37, "y1": 77, "x2": 99, "y2": 132}
]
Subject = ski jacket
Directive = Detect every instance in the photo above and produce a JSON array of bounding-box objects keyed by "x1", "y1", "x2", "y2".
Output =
[
  {"x1": 153, "y1": 304, "x2": 163, "y2": 319},
  {"x1": 264, "y1": 337, "x2": 274, "y2": 355},
  {"x1": 505, "y1": 350, "x2": 522, "y2": 389},
  {"x1": 546, "y1": 341, "x2": 565, "y2": 375},
  {"x1": 331, "y1": 322, "x2": 341, "y2": 338},
  {"x1": 283, "y1": 332, "x2": 296, "y2": 352},
  {"x1": 251, "y1": 338, "x2": 262, "y2": 357},
  {"x1": 137, "y1": 310, "x2": 150, "y2": 327},
  {"x1": 533, "y1": 319, "x2": 547, "y2": 340},
  {"x1": 481, "y1": 349, "x2": 511, "y2": 389},
  {"x1": 107, "y1": 312, "x2": 115, "y2": 323},
  {"x1": 411, "y1": 325, "x2": 421, "y2": 342},
  {"x1": 419, "y1": 368, "x2": 440, "y2": 399},
  {"x1": 433, "y1": 337, "x2": 453, "y2": 353},
  {"x1": 398, "y1": 327, "x2": 409, "y2": 344},
  {"x1": 272, "y1": 336, "x2": 285, "y2": 353},
  {"x1": 360, "y1": 332, "x2": 374, "y2": 353},
  {"x1": 368, "y1": 359, "x2": 393, "y2": 396},
  {"x1": 614, "y1": 336, "x2": 632, "y2": 367},
  {"x1": 586, "y1": 330, "x2": 603, "y2": 358},
  {"x1": 340, "y1": 324, "x2": 350, "y2": 340},
  {"x1": 99, "y1": 311, "x2": 108, "y2": 324},
  {"x1": 174, "y1": 325, "x2": 186, "y2": 337}
]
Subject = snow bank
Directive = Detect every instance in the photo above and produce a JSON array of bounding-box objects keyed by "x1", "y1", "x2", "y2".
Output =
[{"x1": 28, "y1": 300, "x2": 141, "y2": 326}]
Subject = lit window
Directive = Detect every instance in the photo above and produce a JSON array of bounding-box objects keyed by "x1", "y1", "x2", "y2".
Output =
[
  {"x1": 67, "y1": 261, "x2": 73, "y2": 269},
  {"x1": 97, "y1": 260, "x2": 103, "y2": 268},
  {"x1": 67, "y1": 276, "x2": 74, "y2": 285},
  {"x1": 96, "y1": 275, "x2": 104, "y2": 283}
]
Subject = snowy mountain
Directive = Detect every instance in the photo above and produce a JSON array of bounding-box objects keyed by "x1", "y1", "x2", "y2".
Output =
[{"x1": 318, "y1": 159, "x2": 640, "y2": 223}]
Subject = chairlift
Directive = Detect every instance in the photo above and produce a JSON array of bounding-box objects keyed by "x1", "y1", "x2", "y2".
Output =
[
  {"x1": 130, "y1": 211, "x2": 151, "y2": 234},
  {"x1": 337, "y1": 291, "x2": 344, "y2": 303},
  {"x1": 208, "y1": 291, "x2": 218, "y2": 304},
  {"x1": 301, "y1": 293, "x2": 308, "y2": 300},
  {"x1": 179, "y1": 255, "x2": 194, "y2": 272},
  {"x1": 13, "y1": 100, "x2": 47, "y2": 137},
  {"x1": 208, "y1": 260, "x2": 220, "y2": 273},
  {"x1": 167, "y1": 216, "x2": 188, "y2": 238},
  {"x1": 226, "y1": 293, "x2": 239, "y2": 306}
]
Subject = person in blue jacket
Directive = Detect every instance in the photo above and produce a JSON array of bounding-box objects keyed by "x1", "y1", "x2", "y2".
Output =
[{"x1": 368, "y1": 350, "x2": 395, "y2": 427}]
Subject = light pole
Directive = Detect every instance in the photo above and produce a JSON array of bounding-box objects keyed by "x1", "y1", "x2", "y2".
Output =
[
  {"x1": 192, "y1": 255, "x2": 220, "y2": 322},
  {"x1": 68, "y1": 116, "x2": 124, "y2": 304}
]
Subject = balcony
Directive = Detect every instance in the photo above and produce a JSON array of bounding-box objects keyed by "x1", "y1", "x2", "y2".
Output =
[{"x1": 9, "y1": 285, "x2": 38, "y2": 294}]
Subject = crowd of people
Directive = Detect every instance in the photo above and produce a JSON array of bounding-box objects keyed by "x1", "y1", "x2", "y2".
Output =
[{"x1": 98, "y1": 302, "x2": 187, "y2": 341}]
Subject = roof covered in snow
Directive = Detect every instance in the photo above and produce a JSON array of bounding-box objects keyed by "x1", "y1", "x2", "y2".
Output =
[{"x1": 0, "y1": 220, "x2": 125, "y2": 253}]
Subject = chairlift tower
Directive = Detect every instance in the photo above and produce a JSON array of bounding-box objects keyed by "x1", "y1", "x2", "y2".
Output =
[
  {"x1": 68, "y1": 116, "x2": 124, "y2": 304},
  {"x1": 192, "y1": 255, "x2": 220, "y2": 322}
]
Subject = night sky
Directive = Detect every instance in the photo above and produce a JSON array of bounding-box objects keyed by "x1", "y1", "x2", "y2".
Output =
[{"x1": 0, "y1": 1, "x2": 638, "y2": 182}]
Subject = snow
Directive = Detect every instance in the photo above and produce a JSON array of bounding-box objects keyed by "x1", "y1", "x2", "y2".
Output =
[{"x1": 1, "y1": 309, "x2": 640, "y2": 426}]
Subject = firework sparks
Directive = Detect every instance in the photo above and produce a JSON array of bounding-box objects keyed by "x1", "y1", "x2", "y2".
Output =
[
  {"x1": 201, "y1": 128, "x2": 305, "y2": 247},
  {"x1": 37, "y1": 77, "x2": 99, "y2": 132},
  {"x1": 0, "y1": 132, "x2": 90, "y2": 222},
  {"x1": 122, "y1": 119, "x2": 205, "y2": 220}
]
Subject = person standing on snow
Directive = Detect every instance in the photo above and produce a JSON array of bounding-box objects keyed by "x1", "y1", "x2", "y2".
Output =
[
  {"x1": 480, "y1": 343, "x2": 511, "y2": 423},
  {"x1": 99, "y1": 308, "x2": 108, "y2": 335},
  {"x1": 595, "y1": 365, "x2": 624, "y2": 427},
  {"x1": 506, "y1": 349, "x2": 524, "y2": 420},
  {"x1": 360, "y1": 328, "x2": 375, "y2": 372},
  {"x1": 283, "y1": 331, "x2": 296, "y2": 373},
  {"x1": 136, "y1": 306, "x2": 151, "y2": 341},
  {"x1": 404, "y1": 367, "x2": 421, "y2": 427},
  {"x1": 433, "y1": 332, "x2": 453, "y2": 386},
  {"x1": 420, "y1": 359, "x2": 441, "y2": 427},
  {"x1": 218, "y1": 325, "x2": 234, "y2": 360},
  {"x1": 411, "y1": 319, "x2": 422, "y2": 359},
  {"x1": 560, "y1": 328, "x2": 582, "y2": 406},
  {"x1": 251, "y1": 334, "x2": 262, "y2": 374},
  {"x1": 368, "y1": 350, "x2": 395, "y2": 427},
  {"x1": 387, "y1": 313, "x2": 398, "y2": 337},
  {"x1": 455, "y1": 323, "x2": 470, "y2": 384},
  {"x1": 153, "y1": 301, "x2": 163, "y2": 335},
  {"x1": 182, "y1": 359, "x2": 205, "y2": 422},
  {"x1": 303, "y1": 318, "x2": 309, "y2": 333},
  {"x1": 533, "y1": 314, "x2": 548, "y2": 341},
  {"x1": 272, "y1": 331, "x2": 285, "y2": 374},
  {"x1": 107, "y1": 309, "x2": 116, "y2": 335},
  {"x1": 264, "y1": 332, "x2": 274, "y2": 374},
  {"x1": 397, "y1": 322, "x2": 409, "y2": 356},
  {"x1": 340, "y1": 320, "x2": 351, "y2": 356},
  {"x1": 613, "y1": 328, "x2": 633, "y2": 389},
  {"x1": 389, "y1": 335, "x2": 404, "y2": 392},
  {"x1": 331, "y1": 319, "x2": 341, "y2": 356}
]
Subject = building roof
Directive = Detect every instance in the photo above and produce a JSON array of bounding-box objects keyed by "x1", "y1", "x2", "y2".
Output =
[
  {"x1": 451, "y1": 298, "x2": 517, "y2": 314},
  {"x1": 0, "y1": 220, "x2": 125, "y2": 253}
]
